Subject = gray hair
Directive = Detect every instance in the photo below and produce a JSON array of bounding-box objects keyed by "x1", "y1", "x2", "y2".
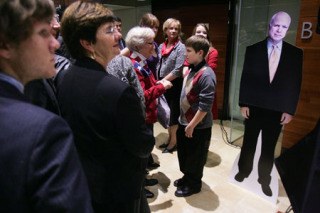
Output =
[
  {"x1": 125, "y1": 26, "x2": 155, "y2": 51},
  {"x1": 269, "y1": 11, "x2": 291, "y2": 28}
]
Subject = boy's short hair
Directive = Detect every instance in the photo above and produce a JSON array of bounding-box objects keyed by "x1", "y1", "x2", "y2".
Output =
[
  {"x1": 114, "y1": 16, "x2": 122, "y2": 23},
  {"x1": 185, "y1": 35, "x2": 210, "y2": 57}
]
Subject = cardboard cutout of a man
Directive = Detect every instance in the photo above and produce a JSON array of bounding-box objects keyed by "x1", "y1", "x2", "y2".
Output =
[{"x1": 234, "y1": 11, "x2": 303, "y2": 197}]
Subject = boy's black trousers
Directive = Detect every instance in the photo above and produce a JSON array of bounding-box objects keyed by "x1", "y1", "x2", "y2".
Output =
[{"x1": 177, "y1": 125, "x2": 212, "y2": 190}]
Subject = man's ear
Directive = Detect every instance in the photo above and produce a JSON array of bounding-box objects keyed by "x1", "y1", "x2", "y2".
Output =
[
  {"x1": 80, "y1": 39, "x2": 94, "y2": 53},
  {"x1": 0, "y1": 42, "x2": 12, "y2": 59}
]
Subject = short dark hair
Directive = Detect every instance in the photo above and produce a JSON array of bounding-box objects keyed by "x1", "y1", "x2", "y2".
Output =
[
  {"x1": 114, "y1": 16, "x2": 122, "y2": 23},
  {"x1": 0, "y1": 0, "x2": 54, "y2": 45},
  {"x1": 185, "y1": 35, "x2": 210, "y2": 57},
  {"x1": 61, "y1": 1, "x2": 114, "y2": 59}
]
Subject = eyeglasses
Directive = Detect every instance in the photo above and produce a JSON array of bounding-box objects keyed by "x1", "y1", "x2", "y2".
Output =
[
  {"x1": 54, "y1": 14, "x2": 60, "y2": 23},
  {"x1": 51, "y1": 15, "x2": 60, "y2": 28},
  {"x1": 146, "y1": 41, "x2": 154, "y2": 45},
  {"x1": 105, "y1": 26, "x2": 117, "y2": 34}
]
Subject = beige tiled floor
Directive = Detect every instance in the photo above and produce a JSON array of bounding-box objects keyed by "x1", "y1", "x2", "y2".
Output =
[{"x1": 146, "y1": 121, "x2": 291, "y2": 213}]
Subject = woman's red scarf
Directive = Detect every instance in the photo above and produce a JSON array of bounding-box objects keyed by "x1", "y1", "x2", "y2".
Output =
[{"x1": 161, "y1": 39, "x2": 179, "y2": 57}]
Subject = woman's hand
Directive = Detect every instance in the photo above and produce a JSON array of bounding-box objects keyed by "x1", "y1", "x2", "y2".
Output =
[{"x1": 159, "y1": 79, "x2": 172, "y2": 90}]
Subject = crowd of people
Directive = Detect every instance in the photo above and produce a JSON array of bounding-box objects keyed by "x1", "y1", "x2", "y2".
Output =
[{"x1": 0, "y1": 0, "x2": 302, "y2": 212}]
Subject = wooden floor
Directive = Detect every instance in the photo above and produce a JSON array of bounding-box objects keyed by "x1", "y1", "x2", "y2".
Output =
[{"x1": 146, "y1": 122, "x2": 291, "y2": 213}]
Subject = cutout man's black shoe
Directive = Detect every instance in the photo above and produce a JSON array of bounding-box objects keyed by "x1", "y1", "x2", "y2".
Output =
[
  {"x1": 234, "y1": 173, "x2": 246, "y2": 182},
  {"x1": 261, "y1": 184, "x2": 272, "y2": 197}
]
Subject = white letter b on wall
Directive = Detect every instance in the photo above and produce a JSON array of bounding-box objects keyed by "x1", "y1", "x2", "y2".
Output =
[{"x1": 301, "y1": 22, "x2": 313, "y2": 39}]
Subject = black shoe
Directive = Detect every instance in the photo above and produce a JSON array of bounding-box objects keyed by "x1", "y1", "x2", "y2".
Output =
[
  {"x1": 147, "y1": 162, "x2": 160, "y2": 169},
  {"x1": 261, "y1": 184, "x2": 272, "y2": 197},
  {"x1": 145, "y1": 178, "x2": 158, "y2": 186},
  {"x1": 234, "y1": 172, "x2": 246, "y2": 182},
  {"x1": 159, "y1": 143, "x2": 168, "y2": 148},
  {"x1": 173, "y1": 178, "x2": 184, "y2": 187},
  {"x1": 162, "y1": 145, "x2": 177, "y2": 153},
  {"x1": 174, "y1": 186, "x2": 201, "y2": 197},
  {"x1": 145, "y1": 188, "x2": 154, "y2": 198}
]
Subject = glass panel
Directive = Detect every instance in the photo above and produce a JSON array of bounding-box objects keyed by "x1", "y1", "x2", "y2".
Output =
[{"x1": 228, "y1": 0, "x2": 301, "y2": 146}]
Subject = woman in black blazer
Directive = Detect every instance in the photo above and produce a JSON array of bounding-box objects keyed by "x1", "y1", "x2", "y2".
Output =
[{"x1": 57, "y1": 1, "x2": 154, "y2": 212}]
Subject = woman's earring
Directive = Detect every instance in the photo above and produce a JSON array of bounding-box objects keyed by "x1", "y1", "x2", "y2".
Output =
[{"x1": 90, "y1": 51, "x2": 96, "y2": 60}]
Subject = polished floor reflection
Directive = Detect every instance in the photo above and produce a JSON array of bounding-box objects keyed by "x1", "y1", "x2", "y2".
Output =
[{"x1": 147, "y1": 121, "x2": 290, "y2": 213}]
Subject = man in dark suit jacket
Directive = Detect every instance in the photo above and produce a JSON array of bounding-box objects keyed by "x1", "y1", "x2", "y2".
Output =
[
  {"x1": 24, "y1": 78, "x2": 61, "y2": 115},
  {"x1": 235, "y1": 11, "x2": 303, "y2": 197},
  {"x1": 24, "y1": 14, "x2": 70, "y2": 116},
  {"x1": 114, "y1": 16, "x2": 127, "y2": 50},
  {"x1": 0, "y1": 0, "x2": 93, "y2": 212}
]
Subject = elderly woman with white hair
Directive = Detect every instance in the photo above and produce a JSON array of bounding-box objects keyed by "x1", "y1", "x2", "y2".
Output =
[
  {"x1": 126, "y1": 26, "x2": 172, "y2": 128},
  {"x1": 126, "y1": 26, "x2": 172, "y2": 204}
]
